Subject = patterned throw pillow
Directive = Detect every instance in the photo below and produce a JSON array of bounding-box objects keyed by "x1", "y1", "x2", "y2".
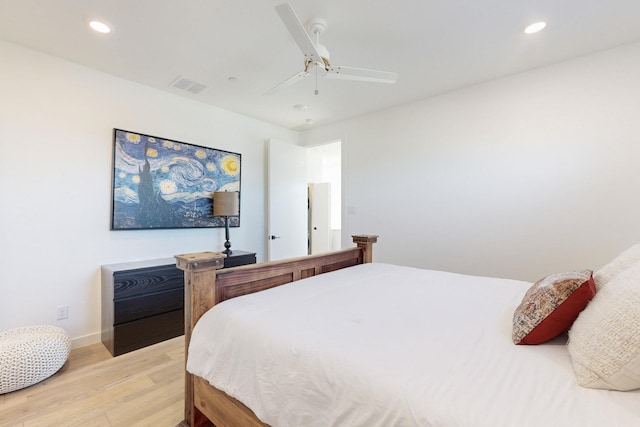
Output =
[
  {"x1": 512, "y1": 270, "x2": 595, "y2": 345},
  {"x1": 568, "y1": 262, "x2": 640, "y2": 390}
]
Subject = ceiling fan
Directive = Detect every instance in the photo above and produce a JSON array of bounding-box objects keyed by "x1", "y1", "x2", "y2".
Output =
[{"x1": 266, "y1": 2, "x2": 398, "y2": 95}]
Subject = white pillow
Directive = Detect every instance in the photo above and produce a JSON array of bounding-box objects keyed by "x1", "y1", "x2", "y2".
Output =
[
  {"x1": 593, "y1": 243, "x2": 640, "y2": 290},
  {"x1": 567, "y1": 262, "x2": 640, "y2": 391}
]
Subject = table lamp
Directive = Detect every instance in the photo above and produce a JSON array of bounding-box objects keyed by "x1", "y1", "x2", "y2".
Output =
[{"x1": 212, "y1": 191, "x2": 239, "y2": 254}]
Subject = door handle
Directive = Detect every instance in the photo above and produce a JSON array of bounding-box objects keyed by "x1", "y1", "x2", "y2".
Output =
[{"x1": 268, "y1": 235, "x2": 281, "y2": 240}]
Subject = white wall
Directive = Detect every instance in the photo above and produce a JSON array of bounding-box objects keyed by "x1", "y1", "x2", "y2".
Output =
[
  {"x1": 301, "y1": 41, "x2": 640, "y2": 282},
  {"x1": 0, "y1": 40, "x2": 298, "y2": 346},
  {"x1": 4, "y1": 37, "x2": 640, "y2": 346}
]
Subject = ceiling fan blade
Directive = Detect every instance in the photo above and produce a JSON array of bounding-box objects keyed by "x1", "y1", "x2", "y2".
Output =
[
  {"x1": 276, "y1": 3, "x2": 324, "y2": 65},
  {"x1": 264, "y1": 70, "x2": 309, "y2": 95},
  {"x1": 325, "y1": 65, "x2": 398, "y2": 84}
]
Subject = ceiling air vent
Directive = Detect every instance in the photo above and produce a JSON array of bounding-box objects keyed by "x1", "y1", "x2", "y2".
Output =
[{"x1": 170, "y1": 76, "x2": 208, "y2": 94}]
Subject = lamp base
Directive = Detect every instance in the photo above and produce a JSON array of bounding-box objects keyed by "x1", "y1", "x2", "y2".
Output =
[{"x1": 222, "y1": 217, "x2": 232, "y2": 254}]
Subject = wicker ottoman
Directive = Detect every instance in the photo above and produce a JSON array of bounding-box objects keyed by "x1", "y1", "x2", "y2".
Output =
[{"x1": 0, "y1": 325, "x2": 71, "y2": 394}]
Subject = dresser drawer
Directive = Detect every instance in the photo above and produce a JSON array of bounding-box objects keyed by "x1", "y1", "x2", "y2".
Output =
[
  {"x1": 114, "y1": 288, "x2": 183, "y2": 324},
  {"x1": 112, "y1": 309, "x2": 184, "y2": 356},
  {"x1": 113, "y1": 265, "x2": 183, "y2": 299}
]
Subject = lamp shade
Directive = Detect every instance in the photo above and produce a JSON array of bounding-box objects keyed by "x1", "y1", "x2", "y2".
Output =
[{"x1": 212, "y1": 191, "x2": 239, "y2": 217}]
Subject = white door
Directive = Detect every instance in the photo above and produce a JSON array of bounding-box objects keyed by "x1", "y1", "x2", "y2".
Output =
[
  {"x1": 267, "y1": 139, "x2": 308, "y2": 261},
  {"x1": 309, "y1": 182, "x2": 331, "y2": 254}
]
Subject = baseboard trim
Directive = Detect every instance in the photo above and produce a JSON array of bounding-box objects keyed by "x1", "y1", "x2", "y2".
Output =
[{"x1": 71, "y1": 332, "x2": 101, "y2": 349}]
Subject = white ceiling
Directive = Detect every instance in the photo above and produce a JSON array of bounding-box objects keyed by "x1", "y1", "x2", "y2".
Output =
[{"x1": 2, "y1": 0, "x2": 640, "y2": 131}]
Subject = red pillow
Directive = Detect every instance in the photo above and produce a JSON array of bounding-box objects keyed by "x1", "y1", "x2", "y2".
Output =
[{"x1": 512, "y1": 270, "x2": 596, "y2": 345}]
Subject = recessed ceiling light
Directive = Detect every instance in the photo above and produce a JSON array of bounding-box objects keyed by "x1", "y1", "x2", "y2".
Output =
[
  {"x1": 305, "y1": 118, "x2": 315, "y2": 125},
  {"x1": 524, "y1": 21, "x2": 546, "y2": 34},
  {"x1": 89, "y1": 21, "x2": 111, "y2": 34},
  {"x1": 294, "y1": 104, "x2": 308, "y2": 111},
  {"x1": 228, "y1": 76, "x2": 237, "y2": 82}
]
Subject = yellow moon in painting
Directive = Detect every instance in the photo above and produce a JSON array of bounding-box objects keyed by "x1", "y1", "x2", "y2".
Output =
[{"x1": 221, "y1": 156, "x2": 239, "y2": 176}]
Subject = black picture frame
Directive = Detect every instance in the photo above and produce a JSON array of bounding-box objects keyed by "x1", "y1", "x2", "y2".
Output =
[{"x1": 110, "y1": 129, "x2": 241, "y2": 230}]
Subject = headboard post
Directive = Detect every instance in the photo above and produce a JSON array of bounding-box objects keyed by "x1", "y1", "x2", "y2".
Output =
[
  {"x1": 175, "y1": 251, "x2": 226, "y2": 427},
  {"x1": 351, "y1": 235, "x2": 379, "y2": 263}
]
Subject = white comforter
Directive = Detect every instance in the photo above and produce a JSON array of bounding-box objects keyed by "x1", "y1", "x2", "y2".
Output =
[{"x1": 187, "y1": 263, "x2": 640, "y2": 427}]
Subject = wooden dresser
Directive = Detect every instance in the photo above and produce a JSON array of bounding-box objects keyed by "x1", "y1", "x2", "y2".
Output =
[{"x1": 101, "y1": 251, "x2": 256, "y2": 356}]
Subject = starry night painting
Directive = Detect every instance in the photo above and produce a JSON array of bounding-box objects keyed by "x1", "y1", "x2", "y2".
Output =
[{"x1": 110, "y1": 129, "x2": 241, "y2": 230}]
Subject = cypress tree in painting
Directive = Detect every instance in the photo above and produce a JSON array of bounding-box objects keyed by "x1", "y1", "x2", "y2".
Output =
[{"x1": 136, "y1": 141, "x2": 177, "y2": 228}]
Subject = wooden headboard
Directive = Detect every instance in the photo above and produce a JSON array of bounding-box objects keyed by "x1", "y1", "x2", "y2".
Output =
[{"x1": 174, "y1": 234, "x2": 378, "y2": 427}]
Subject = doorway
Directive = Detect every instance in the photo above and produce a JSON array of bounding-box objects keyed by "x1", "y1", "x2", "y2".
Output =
[{"x1": 307, "y1": 141, "x2": 341, "y2": 254}]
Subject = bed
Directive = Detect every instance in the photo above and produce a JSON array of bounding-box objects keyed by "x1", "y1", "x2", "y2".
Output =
[{"x1": 175, "y1": 235, "x2": 640, "y2": 427}]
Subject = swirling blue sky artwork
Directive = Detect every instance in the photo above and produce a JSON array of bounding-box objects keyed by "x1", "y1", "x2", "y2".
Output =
[{"x1": 111, "y1": 129, "x2": 241, "y2": 229}]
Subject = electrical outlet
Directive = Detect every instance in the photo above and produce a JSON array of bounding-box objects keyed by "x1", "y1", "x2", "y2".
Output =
[{"x1": 56, "y1": 305, "x2": 69, "y2": 320}]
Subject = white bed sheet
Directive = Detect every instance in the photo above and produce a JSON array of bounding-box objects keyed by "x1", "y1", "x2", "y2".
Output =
[{"x1": 187, "y1": 263, "x2": 640, "y2": 427}]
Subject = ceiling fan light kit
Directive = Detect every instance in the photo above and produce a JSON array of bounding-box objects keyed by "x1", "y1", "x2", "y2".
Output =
[{"x1": 266, "y1": 2, "x2": 398, "y2": 95}]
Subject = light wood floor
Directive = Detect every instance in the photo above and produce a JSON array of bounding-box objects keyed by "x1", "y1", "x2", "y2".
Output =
[{"x1": 0, "y1": 336, "x2": 184, "y2": 427}]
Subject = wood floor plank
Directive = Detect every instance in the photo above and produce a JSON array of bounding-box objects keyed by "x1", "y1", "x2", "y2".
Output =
[
  {"x1": 0, "y1": 337, "x2": 184, "y2": 427},
  {"x1": 129, "y1": 399, "x2": 184, "y2": 427}
]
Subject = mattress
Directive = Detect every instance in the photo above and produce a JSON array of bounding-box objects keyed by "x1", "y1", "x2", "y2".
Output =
[{"x1": 187, "y1": 263, "x2": 640, "y2": 426}]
